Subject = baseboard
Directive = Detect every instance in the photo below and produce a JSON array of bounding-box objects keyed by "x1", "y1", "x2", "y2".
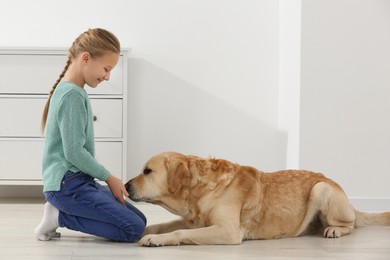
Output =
[
  {"x1": 349, "y1": 197, "x2": 390, "y2": 212},
  {"x1": 0, "y1": 185, "x2": 44, "y2": 198}
]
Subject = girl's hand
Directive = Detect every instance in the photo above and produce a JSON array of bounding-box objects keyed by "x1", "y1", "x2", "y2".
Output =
[{"x1": 105, "y1": 175, "x2": 129, "y2": 205}]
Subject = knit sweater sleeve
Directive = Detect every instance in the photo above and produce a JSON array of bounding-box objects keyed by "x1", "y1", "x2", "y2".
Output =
[{"x1": 57, "y1": 91, "x2": 110, "y2": 181}]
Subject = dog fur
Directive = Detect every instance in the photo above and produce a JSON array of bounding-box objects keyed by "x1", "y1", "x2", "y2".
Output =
[{"x1": 125, "y1": 152, "x2": 390, "y2": 246}]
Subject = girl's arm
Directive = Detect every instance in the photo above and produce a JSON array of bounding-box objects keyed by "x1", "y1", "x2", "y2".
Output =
[{"x1": 58, "y1": 91, "x2": 110, "y2": 181}]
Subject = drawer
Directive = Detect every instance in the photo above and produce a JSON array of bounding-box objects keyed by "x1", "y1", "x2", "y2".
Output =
[
  {"x1": 0, "y1": 97, "x2": 46, "y2": 137},
  {"x1": 0, "y1": 54, "x2": 123, "y2": 95},
  {"x1": 0, "y1": 97, "x2": 122, "y2": 138},
  {"x1": 0, "y1": 140, "x2": 44, "y2": 180},
  {"x1": 92, "y1": 99, "x2": 123, "y2": 138},
  {"x1": 0, "y1": 140, "x2": 123, "y2": 181}
]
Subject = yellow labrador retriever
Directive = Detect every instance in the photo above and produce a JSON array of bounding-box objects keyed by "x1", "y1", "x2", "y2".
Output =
[{"x1": 125, "y1": 152, "x2": 390, "y2": 246}]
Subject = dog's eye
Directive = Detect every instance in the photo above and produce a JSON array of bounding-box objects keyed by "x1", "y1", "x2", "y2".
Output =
[{"x1": 143, "y1": 168, "x2": 152, "y2": 175}]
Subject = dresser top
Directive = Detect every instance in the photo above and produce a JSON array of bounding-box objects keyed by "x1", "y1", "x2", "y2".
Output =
[{"x1": 0, "y1": 47, "x2": 130, "y2": 55}]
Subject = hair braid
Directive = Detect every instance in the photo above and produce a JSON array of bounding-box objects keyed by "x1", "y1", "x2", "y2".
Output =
[{"x1": 41, "y1": 57, "x2": 71, "y2": 134}]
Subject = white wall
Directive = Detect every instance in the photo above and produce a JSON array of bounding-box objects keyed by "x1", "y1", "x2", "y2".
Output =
[
  {"x1": 300, "y1": 0, "x2": 390, "y2": 209},
  {"x1": 0, "y1": 0, "x2": 284, "y2": 182},
  {"x1": 278, "y1": 0, "x2": 301, "y2": 169}
]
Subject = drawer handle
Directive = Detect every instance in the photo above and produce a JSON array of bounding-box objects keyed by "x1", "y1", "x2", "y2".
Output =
[{"x1": 93, "y1": 115, "x2": 97, "y2": 122}]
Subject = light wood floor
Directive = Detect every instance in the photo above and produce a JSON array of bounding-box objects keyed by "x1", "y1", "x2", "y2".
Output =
[{"x1": 0, "y1": 198, "x2": 389, "y2": 260}]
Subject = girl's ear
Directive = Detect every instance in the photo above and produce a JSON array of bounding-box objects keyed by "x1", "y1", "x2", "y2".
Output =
[{"x1": 81, "y1": 52, "x2": 91, "y2": 63}]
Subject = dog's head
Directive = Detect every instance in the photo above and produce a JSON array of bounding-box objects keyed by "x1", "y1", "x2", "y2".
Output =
[
  {"x1": 125, "y1": 152, "x2": 237, "y2": 216},
  {"x1": 125, "y1": 152, "x2": 193, "y2": 215}
]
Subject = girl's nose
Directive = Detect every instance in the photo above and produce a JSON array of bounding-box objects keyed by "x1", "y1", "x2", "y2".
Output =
[{"x1": 104, "y1": 72, "x2": 111, "y2": 81}]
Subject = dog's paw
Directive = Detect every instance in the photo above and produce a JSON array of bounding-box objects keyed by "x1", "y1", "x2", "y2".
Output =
[
  {"x1": 139, "y1": 234, "x2": 180, "y2": 247},
  {"x1": 323, "y1": 227, "x2": 341, "y2": 238},
  {"x1": 139, "y1": 234, "x2": 164, "y2": 247}
]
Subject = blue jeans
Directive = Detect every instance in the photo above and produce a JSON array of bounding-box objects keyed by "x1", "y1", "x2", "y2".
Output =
[{"x1": 45, "y1": 171, "x2": 146, "y2": 242}]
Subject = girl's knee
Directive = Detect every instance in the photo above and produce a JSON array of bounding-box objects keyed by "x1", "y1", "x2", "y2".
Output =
[
  {"x1": 125, "y1": 202, "x2": 147, "y2": 225},
  {"x1": 123, "y1": 218, "x2": 146, "y2": 242},
  {"x1": 133, "y1": 219, "x2": 146, "y2": 239}
]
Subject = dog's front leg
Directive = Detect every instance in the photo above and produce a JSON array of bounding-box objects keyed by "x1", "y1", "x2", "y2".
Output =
[
  {"x1": 143, "y1": 219, "x2": 188, "y2": 236},
  {"x1": 139, "y1": 224, "x2": 242, "y2": 246}
]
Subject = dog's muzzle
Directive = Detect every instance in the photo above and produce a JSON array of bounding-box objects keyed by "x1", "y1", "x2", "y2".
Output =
[{"x1": 125, "y1": 181, "x2": 143, "y2": 202}]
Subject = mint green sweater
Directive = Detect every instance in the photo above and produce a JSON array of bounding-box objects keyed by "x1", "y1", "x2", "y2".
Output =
[{"x1": 42, "y1": 81, "x2": 110, "y2": 192}]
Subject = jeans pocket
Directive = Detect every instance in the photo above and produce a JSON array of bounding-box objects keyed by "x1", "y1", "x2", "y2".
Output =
[
  {"x1": 62, "y1": 171, "x2": 83, "y2": 184},
  {"x1": 58, "y1": 172, "x2": 80, "y2": 197}
]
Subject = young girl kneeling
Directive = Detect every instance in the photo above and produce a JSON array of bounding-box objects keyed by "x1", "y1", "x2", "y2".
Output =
[{"x1": 34, "y1": 28, "x2": 146, "y2": 242}]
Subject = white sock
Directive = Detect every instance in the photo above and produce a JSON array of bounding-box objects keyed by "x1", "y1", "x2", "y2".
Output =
[{"x1": 34, "y1": 202, "x2": 60, "y2": 241}]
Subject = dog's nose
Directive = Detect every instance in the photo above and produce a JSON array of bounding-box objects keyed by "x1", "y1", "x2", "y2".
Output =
[
  {"x1": 124, "y1": 181, "x2": 140, "y2": 201},
  {"x1": 124, "y1": 181, "x2": 131, "y2": 193}
]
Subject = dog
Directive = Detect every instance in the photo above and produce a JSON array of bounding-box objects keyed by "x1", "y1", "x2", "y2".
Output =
[{"x1": 125, "y1": 152, "x2": 390, "y2": 246}]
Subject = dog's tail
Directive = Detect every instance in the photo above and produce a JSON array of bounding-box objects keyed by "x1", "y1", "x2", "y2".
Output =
[{"x1": 354, "y1": 210, "x2": 390, "y2": 227}]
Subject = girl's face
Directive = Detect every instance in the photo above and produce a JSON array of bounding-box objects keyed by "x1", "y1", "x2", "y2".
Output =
[{"x1": 82, "y1": 52, "x2": 119, "y2": 88}]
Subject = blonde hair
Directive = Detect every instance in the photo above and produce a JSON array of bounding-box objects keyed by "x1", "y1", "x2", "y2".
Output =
[{"x1": 41, "y1": 28, "x2": 121, "y2": 133}]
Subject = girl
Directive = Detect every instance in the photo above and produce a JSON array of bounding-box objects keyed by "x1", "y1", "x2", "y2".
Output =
[{"x1": 34, "y1": 28, "x2": 146, "y2": 242}]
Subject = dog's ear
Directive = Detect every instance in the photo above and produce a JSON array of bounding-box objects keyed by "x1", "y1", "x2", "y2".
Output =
[
  {"x1": 166, "y1": 158, "x2": 190, "y2": 194},
  {"x1": 193, "y1": 158, "x2": 209, "y2": 173}
]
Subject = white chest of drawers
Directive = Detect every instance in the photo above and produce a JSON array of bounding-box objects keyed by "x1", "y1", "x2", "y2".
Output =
[{"x1": 0, "y1": 48, "x2": 128, "y2": 185}]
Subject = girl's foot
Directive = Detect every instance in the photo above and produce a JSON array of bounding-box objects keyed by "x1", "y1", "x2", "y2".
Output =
[{"x1": 34, "y1": 202, "x2": 60, "y2": 241}]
